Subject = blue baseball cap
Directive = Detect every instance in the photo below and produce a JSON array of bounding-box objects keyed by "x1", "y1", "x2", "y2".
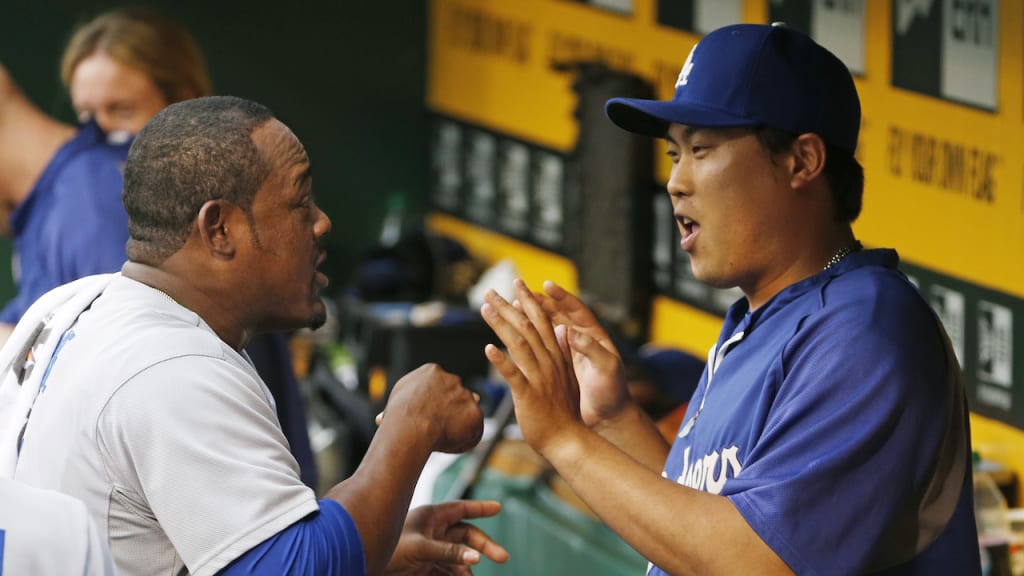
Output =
[
  {"x1": 606, "y1": 23, "x2": 860, "y2": 153},
  {"x1": 635, "y1": 347, "x2": 704, "y2": 403}
]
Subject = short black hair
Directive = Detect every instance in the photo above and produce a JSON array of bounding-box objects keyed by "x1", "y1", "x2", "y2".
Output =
[
  {"x1": 123, "y1": 95, "x2": 274, "y2": 264},
  {"x1": 753, "y1": 126, "x2": 864, "y2": 223}
]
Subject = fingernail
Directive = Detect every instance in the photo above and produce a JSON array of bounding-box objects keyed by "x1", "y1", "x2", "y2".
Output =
[
  {"x1": 463, "y1": 549, "x2": 481, "y2": 563},
  {"x1": 374, "y1": 411, "x2": 383, "y2": 425},
  {"x1": 481, "y1": 303, "x2": 496, "y2": 318}
]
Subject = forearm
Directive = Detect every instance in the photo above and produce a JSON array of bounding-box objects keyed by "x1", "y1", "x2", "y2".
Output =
[
  {"x1": 324, "y1": 418, "x2": 434, "y2": 576},
  {"x1": 591, "y1": 401, "x2": 671, "y2": 471},
  {"x1": 541, "y1": 424, "x2": 792, "y2": 576},
  {"x1": 0, "y1": 66, "x2": 74, "y2": 207}
]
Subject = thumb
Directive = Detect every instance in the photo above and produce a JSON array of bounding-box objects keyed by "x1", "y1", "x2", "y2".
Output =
[{"x1": 569, "y1": 327, "x2": 616, "y2": 368}]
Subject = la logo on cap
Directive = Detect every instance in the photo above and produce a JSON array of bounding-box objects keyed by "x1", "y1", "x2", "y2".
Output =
[{"x1": 675, "y1": 45, "x2": 696, "y2": 88}]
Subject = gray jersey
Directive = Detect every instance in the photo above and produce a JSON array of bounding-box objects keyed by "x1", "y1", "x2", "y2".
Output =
[{"x1": 14, "y1": 275, "x2": 319, "y2": 576}]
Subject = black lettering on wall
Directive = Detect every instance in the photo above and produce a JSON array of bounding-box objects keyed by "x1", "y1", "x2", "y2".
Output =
[
  {"x1": 547, "y1": 31, "x2": 635, "y2": 71},
  {"x1": 888, "y1": 124, "x2": 998, "y2": 203},
  {"x1": 951, "y1": 0, "x2": 995, "y2": 46},
  {"x1": 448, "y1": 5, "x2": 533, "y2": 64},
  {"x1": 888, "y1": 125, "x2": 904, "y2": 177}
]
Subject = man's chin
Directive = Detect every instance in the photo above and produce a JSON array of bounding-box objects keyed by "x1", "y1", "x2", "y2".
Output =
[{"x1": 308, "y1": 312, "x2": 327, "y2": 332}]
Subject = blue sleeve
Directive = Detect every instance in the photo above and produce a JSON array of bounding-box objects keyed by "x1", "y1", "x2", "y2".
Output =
[
  {"x1": 724, "y1": 278, "x2": 953, "y2": 575},
  {"x1": 0, "y1": 141, "x2": 129, "y2": 325},
  {"x1": 217, "y1": 499, "x2": 365, "y2": 576}
]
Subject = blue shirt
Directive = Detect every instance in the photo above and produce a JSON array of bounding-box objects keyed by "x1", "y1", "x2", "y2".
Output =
[
  {"x1": 649, "y1": 249, "x2": 979, "y2": 575},
  {"x1": 1, "y1": 121, "x2": 131, "y2": 323}
]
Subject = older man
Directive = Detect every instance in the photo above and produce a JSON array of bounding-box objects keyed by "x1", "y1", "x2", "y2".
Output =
[{"x1": 8, "y1": 96, "x2": 507, "y2": 576}]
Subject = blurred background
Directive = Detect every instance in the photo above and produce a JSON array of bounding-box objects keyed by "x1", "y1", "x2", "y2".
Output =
[{"x1": 5, "y1": 1, "x2": 1024, "y2": 573}]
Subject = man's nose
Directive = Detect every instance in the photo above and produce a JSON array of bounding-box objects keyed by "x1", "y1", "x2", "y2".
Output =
[{"x1": 314, "y1": 206, "x2": 332, "y2": 237}]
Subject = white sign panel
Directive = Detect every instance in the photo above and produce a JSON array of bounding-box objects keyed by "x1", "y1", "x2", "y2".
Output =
[
  {"x1": 694, "y1": 0, "x2": 742, "y2": 35},
  {"x1": 812, "y1": 0, "x2": 865, "y2": 74},
  {"x1": 941, "y1": 0, "x2": 998, "y2": 109},
  {"x1": 588, "y1": 0, "x2": 633, "y2": 13},
  {"x1": 977, "y1": 300, "x2": 1013, "y2": 387},
  {"x1": 930, "y1": 284, "x2": 966, "y2": 365}
]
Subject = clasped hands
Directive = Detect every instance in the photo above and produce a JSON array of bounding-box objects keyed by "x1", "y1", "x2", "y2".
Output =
[{"x1": 479, "y1": 278, "x2": 630, "y2": 456}]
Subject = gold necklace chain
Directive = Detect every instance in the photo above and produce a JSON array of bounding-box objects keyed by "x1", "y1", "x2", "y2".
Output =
[{"x1": 823, "y1": 240, "x2": 862, "y2": 271}]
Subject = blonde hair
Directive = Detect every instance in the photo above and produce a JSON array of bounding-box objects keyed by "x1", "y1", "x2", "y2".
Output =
[{"x1": 60, "y1": 7, "x2": 211, "y2": 104}]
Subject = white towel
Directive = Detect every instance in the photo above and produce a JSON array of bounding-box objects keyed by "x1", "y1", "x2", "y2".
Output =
[{"x1": 0, "y1": 274, "x2": 115, "y2": 477}]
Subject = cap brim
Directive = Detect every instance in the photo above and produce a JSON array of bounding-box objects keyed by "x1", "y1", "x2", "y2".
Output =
[{"x1": 605, "y1": 97, "x2": 758, "y2": 138}]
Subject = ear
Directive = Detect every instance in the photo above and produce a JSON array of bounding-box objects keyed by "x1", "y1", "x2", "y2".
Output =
[
  {"x1": 196, "y1": 200, "x2": 237, "y2": 260},
  {"x1": 788, "y1": 133, "x2": 827, "y2": 190}
]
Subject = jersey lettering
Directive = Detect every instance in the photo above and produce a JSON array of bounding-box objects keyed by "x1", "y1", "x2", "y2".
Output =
[{"x1": 676, "y1": 445, "x2": 742, "y2": 494}]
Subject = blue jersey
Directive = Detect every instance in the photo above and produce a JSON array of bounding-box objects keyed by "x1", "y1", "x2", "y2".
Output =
[
  {"x1": 649, "y1": 249, "x2": 979, "y2": 576},
  {"x1": 1, "y1": 121, "x2": 131, "y2": 323}
]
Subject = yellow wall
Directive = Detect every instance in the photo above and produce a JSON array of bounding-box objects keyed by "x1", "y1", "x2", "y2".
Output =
[{"x1": 427, "y1": 213, "x2": 578, "y2": 291}]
